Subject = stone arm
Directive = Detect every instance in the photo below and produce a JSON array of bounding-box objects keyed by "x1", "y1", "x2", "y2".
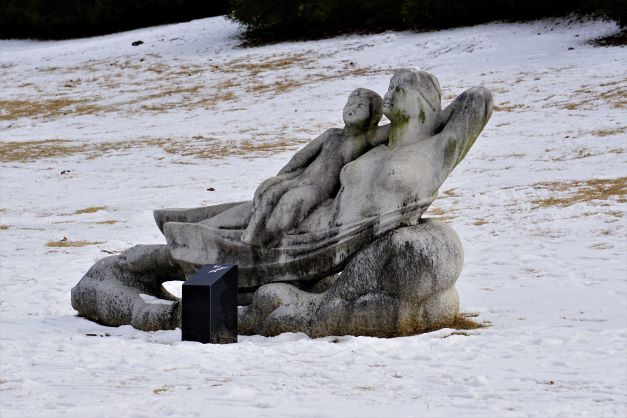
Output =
[
  {"x1": 277, "y1": 129, "x2": 333, "y2": 175},
  {"x1": 433, "y1": 86, "x2": 493, "y2": 182},
  {"x1": 367, "y1": 123, "x2": 391, "y2": 147}
]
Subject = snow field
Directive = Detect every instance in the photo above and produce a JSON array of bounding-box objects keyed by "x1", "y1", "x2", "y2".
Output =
[{"x1": 0, "y1": 16, "x2": 625, "y2": 417}]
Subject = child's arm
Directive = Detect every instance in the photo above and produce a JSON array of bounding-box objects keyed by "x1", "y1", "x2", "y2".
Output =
[
  {"x1": 367, "y1": 123, "x2": 391, "y2": 147},
  {"x1": 277, "y1": 129, "x2": 333, "y2": 175}
]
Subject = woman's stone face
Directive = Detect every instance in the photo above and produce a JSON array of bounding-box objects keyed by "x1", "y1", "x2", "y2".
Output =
[
  {"x1": 384, "y1": 73, "x2": 438, "y2": 128},
  {"x1": 383, "y1": 74, "x2": 420, "y2": 122}
]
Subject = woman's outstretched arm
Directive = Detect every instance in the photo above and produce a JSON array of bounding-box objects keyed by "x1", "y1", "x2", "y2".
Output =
[{"x1": 437, "y1": 86, "x2": 493, "y2": 171}]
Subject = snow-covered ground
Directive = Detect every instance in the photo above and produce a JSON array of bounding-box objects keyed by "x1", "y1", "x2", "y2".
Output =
[{"x1": 1, "y1": 16, "x2": 625, "y2": 417}]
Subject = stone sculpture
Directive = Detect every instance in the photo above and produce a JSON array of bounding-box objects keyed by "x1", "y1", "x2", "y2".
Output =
[{"x1": 71, "y1": 68, "x2": 493, "y2": 337}]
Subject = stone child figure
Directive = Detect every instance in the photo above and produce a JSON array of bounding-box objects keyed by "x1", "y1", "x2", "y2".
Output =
[{"x1": 241, "y1": 88, "x2": 390, "y2": 245}]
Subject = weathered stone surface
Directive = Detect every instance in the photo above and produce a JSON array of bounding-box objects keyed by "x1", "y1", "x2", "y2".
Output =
[
  {"x1": 71, "y1": 69, "x2": 492, "y2": 336},
  {"x1": 71, "y1": 245, "x2": 184, "y2": 331},
  {"x1": 239, "y1": 219, "x2": 463, "y2": 337}
]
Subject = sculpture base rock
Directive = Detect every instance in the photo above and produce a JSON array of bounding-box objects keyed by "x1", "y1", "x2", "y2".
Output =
[{"x1": 239, "y1": 219, "x2": 463, "y2": 337}]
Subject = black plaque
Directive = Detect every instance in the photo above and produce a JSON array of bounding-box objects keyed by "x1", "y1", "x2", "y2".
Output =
[{"x1": 182, "y1": 264, "x2": 238, "y2": 344}]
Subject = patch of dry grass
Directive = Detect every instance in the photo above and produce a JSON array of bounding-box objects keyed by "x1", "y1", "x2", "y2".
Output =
[
  {"x1": 493, "y1": 102, "x2": 528, "y2": 112},
  {"x1": 533, "y1": 177, "x2": 626, "y2": 207},
  {"x1": 134, "y1": 85, "x2": 204, "y2": 102},
  {"x1": 451, "y1": 312, "x2": 491, "y2": 330},
  {"x1": 0, "y1": 135, "x2": 308, "y2": 163},
  {"x1": 0, "y1": 140, "x2": 86, "y2": 162},
  {"x1": 0, "y1": 98, "x2": 103, "y2": 121},
  {"x1": 590, "y1": 127, "x2": 626, "y2": 137},
  {"x1": 221, "y1": 53, "x2": 318, "y2": 76},
  {"x1": 152, "y1": 386, "x2": 171, "y2": 395},
  {"x1": 0, "y1": 225, "x2": 9, "y2": 230},
  {"x1": 550, "y1": 146, "x2": 620, "y2": 161},
  {"x1": 429, "y1": 312, "x2": 491, "y2": 337},
  {"x1": 562, "y1": 81, "x2": 627, "y2": 110},
  {"x1": 4, "y1": 49, "x2": 384, "y2": 121},
  {"x1": 74, "y1": 206, "x2": 106, "y2": 215},
  {"x1": 504, "y1": 153, "x2": 526, "y2": 158},
  {"x1": 90, "y1": 220, "x2": 119, "y2": 225},
  {"x1": 242, "y1": 66, "x2": 381, "y2": 97},
  {"x1": 441, "y1": 189, "x2": 459, "y2": 198},
  {"x1": 425, "y1": 207, "x2": 455, "y2": 222},
  {"x1": 47, "y1": 239, "x2": 104, "y2": 247}
]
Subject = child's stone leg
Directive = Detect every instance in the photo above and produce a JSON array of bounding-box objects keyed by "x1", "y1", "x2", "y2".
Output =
[
  {"x1": 253, "y1": 177, "x2": 281, "y2": 207},
  {"x1": 253, "y1": 171, "x2": 303, "y2": 207},
  {"x1": 266, "y1": 185, "x2": 324, "y2": 233},
  {"x1": 241, "y1": 184, "x2": 290, "y2": 244}
]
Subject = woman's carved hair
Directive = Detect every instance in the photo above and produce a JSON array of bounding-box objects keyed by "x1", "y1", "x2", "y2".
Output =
[
  {"x1": 350, "y1": 88, "x2": 384, "y2": 127},
  {"x1": 392, "y1": 68, "x2": 442, "y2": 113}
]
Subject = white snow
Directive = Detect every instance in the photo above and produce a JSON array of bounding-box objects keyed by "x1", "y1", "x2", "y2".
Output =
[
  {"x1": 139, "y1": 294, "x2": 175, "y2": 306},
  {"x1": 1, "y1": 16, "x2": 626, "y2": 417}
]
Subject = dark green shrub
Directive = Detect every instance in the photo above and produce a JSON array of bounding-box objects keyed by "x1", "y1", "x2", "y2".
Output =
[
  {"x1": 229, "y1": 0, "x2": 625, "y2": 43},
  {"x1": 0, "y1": 0, "x2": 230, "y2": 39}
]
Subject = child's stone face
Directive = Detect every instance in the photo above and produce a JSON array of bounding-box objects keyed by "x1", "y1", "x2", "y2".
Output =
[{"x1": 342, "y1": 96, "x2": 370, "y2": 128}]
